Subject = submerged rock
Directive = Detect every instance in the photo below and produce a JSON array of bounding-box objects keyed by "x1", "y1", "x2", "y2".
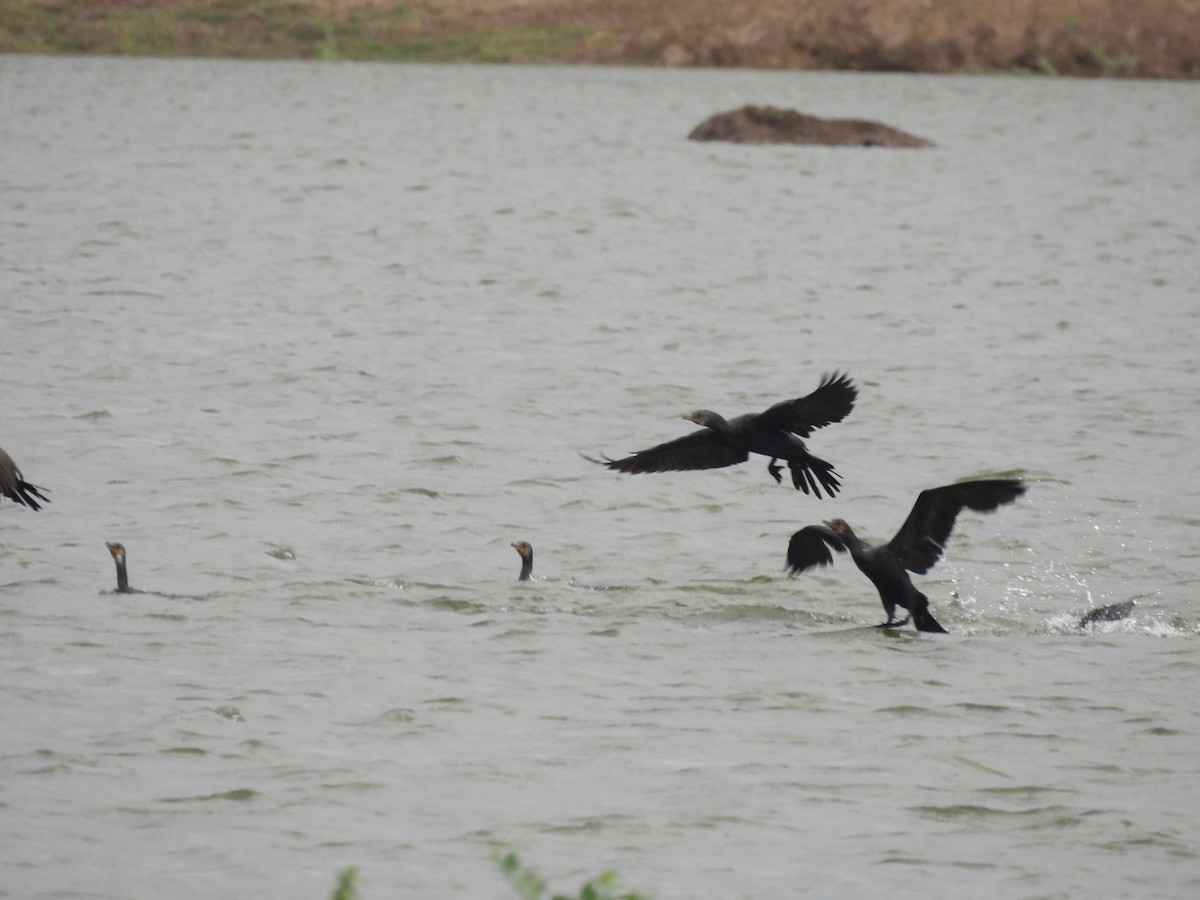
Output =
[{"x1": 688, "y1": 105, "x2": 934, "y2": 147}]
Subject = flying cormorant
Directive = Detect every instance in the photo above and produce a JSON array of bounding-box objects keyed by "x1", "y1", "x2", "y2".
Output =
[
  {"x1": 511, "y1": 541, "x2": 533, "y2": 581},
  {"x1": 786, "y1": 478, "x2": 1026, "y2": 632},
  {"x1": 0, "y1": 446, "x2": 50, "y2": 510},
  {"x1": 106, "y1": 542, "x2": 137, "y2": 594},
  {"x1": 586, "y1": 372, "x2": 856, "y2": 497}
]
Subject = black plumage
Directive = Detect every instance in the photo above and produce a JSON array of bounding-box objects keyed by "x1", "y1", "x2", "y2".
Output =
[
  {"x1": 0, "y1": 446, "x2": 50, "y2": 510},
  {"x1": 511, "y1": 541, "x2": 534, "y2": 581},
  {"x1": 106, "y1": 542, "x2": 136, "y2": 594},
  {"x1": 587, "y1": 372, "x2": 856, "y2": 497},
  {"x1": 1078, "y1": 599, "x2": 1136, "y2": 628},
  {"x1": 786, "y1": 479, "x2": 1026, "y2": 632}
]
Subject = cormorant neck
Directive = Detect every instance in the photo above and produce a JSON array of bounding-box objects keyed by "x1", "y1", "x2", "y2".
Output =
[
  {"x1": 114, "y1": 559, "x2": 131, "y2": 593},
  {"x1": 518, "y1": 554, "x2": 533, "y2": 581},
  {"x1": 696, "y1": 411, "x2": 732, "y2": 434},
  {"x1": 839, "y1": 527, "x2": 870, "y2": 558}
]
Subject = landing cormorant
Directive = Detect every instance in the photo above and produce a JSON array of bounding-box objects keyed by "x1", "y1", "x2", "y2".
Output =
[
  {"x1": 106, "y1": 542, "x2": 137, "y2": 594},
  {"x1": 786, "y1": 478, "x2": 1026, "y2": 632},
  {"x1": 0, "y1": 446, "x2": 49, "y2": 510},
  {"x1": 587, "y1": 372, "x2": 856, "y2": 497},
  {"x1": 511, "y1": 541, "x2": 533, "y2": 581}
]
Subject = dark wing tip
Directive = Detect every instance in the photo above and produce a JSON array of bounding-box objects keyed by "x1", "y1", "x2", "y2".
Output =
[
  {"x1": 960, "y1": 478, "x2": 1026, "y2": 512},
  {"x1": 766, "y1": 370, "x2": 858, "y2": 436},
  {"x1": 821, "y1": 369, "x2": 857, "y2": 394},
  {"x1": 582, "y1": 451, "x2": 649, "y2": 474},
  {"x1": 582, "y1": 451, "x2": 642, "y2": 473},
  {"x1": 818, "y1": 368, "x2": 858, "y2": 407}
]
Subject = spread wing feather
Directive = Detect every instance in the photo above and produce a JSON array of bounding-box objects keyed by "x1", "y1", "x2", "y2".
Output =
[
  {"x1": 785, "y1": 524, "x2": 847, "y2": 575},
  {"x1": 889, "y1": 479, "x2": 1025, "y2": 574},
  {"x1": 588, "y1": 428, "x2": 748, "y2": 474},
  {"x1": 757, "y1": 371, "x2": 857, "y2": 437}
]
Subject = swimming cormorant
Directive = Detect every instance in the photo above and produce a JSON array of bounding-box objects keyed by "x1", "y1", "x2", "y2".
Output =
[
  {"x1": 586, "y1": 372, "x2": 856, "y2": 497},
  {"x1": 511, "y1": 541, "x2": 533, "y2": 581},
  {"x1": 1078, "y1": 599, "x2": 1136, "y2": 628},
  {"x1": 106, "y1": 542, "x2": 136, "y2": 594},
  {"x1": 786, "y1": 478, "x2": 1026, "y2": 632},
  {"x1": 0, "y1": 446, "x2": 50, "y2": 510}
]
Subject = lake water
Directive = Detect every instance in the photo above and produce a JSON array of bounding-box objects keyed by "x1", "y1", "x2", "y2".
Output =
[{"x1": 2, "y1": 55, "x2": 1199, "y2": 899}]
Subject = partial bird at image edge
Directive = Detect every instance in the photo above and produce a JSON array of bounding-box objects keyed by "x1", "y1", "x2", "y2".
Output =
[{"x1": 0, "y1": 446, "x2": 50, "y2": 511}]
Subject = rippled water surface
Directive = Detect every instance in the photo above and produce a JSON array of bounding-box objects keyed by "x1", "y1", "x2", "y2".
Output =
[{"x1": 2, "y1": 56, "x2": 1199, "y2": 898}]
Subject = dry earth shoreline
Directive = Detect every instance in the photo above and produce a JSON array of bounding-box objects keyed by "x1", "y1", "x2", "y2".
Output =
[{"x1": 1, "y1": 0, "x2": 1198, "y2": 78}]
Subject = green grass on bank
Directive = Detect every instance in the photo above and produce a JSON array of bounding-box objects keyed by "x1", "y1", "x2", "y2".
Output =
[{"x1": 0, "y1": 0, "x2": 587, "y2": 62}]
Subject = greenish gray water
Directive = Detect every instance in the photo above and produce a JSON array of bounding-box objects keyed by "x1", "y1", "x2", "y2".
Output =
[{"x1": 2, "y1": 56, "x2": 1198, "y2": 898}]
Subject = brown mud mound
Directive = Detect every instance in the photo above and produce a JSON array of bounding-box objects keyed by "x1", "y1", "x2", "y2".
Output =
[{"x1": 688, "y1": 105, "x2": 934, "y2": 147}]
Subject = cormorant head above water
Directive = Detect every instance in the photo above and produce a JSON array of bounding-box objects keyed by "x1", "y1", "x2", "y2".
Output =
[
  {"x1": 586, "y1": 371, "x2": 857, "y2": 498},
  {"x1": 0, "y1": 446, "x2": 50, "y2": 511},
  {"x1": 786, "y1": 478, "x2": 1026, "y2": 633},
  {"x1": 106, "y1": 542, "x2": 136, "y2": 594},
  {"x1": 511, "y1": 541, "x2": 533, "y2": 581}
]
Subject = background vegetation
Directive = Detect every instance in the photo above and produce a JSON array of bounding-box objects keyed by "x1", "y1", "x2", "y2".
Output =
[{"x1": 1, "y1": 0, "x2": 1197, "y2": 77}]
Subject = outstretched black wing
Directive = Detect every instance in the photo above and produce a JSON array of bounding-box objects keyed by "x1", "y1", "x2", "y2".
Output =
[
  {"x1": 586, "y1": 428, "x2": 748, "y2": 475},
  {"x1": 785, "y1": 524, "x2": 848, "y2": 575},
  {"x1": 888, "y1": 479, "x2": 1025, "y2": 574},
  {"x1": 757, "y1": 372, "x2": 857, "y2": 437}
]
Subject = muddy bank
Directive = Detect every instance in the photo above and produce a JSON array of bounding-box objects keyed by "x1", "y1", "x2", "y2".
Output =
[
  {"x1": 2, "y1": 0, "x2": 1197, "y2": 78},
  {"x1": 527, "y1": 0, "x2": 1200, "y2": 78}
]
